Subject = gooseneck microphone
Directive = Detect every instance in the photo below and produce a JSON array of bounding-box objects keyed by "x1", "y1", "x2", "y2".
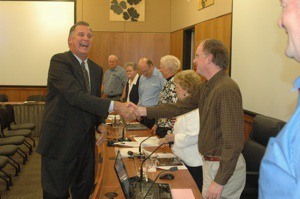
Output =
[
  {"x1": 143, "y1": 166, "x2": 178, "y2": 199},
  {"x1": 136, "y1": 134, "x2": 156, "y2": 159},
  {"x1": 117, "y1": 122, "x2": 132, "y2": 142},
  {"x1": 139, "y1": 141, "x2": 174, "y2": 182}
]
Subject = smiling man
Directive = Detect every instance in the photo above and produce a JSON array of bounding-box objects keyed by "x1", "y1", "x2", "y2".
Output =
[
  {"x1": 259, "y1": 0, "x2": 300, "y2": 198},
  {"x1": 37, "y1": 21, "x2": 127, "y2": 199}
]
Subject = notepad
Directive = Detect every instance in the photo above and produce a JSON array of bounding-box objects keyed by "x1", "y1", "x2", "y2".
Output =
[{"x1": 171, "y1": 189, "x2": 195, "y2": 199}]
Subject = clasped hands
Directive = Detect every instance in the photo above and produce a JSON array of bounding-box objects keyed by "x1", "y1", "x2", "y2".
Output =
[{"x1": 114, "y1": 101, "x2": 144, "y2": 122}]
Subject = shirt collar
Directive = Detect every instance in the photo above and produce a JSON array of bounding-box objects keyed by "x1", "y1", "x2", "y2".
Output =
[
  {"x1": 204, "y1": 69, "x2": 226, "y2": 87},
  {"x1": 291, "y1": 76, "x2": 300, "y2": 92}
]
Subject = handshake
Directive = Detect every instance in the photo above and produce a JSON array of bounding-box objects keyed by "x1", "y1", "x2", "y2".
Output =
[{"x1": 114, "y1": 101, "x2": 146, "y2": 122}]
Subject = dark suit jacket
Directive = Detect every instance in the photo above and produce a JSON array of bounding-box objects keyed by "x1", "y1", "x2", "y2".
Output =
[
  {"x1": 124, "y1": 76, "x2": 140, "y2": 105},
  {"x1": 37, "y1": 51, "x2": 111, "y2": 162}
]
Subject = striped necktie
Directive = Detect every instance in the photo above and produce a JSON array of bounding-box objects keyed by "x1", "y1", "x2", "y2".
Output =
[{"x1": 81, "y1": 61, "x2": 90, "y2": 94}]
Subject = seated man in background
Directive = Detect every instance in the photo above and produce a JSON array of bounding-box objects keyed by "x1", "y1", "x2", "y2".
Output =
[
  {"x1": 138, "y1": 58, "x2": 166, "y2": 129},
  {"x1": 121, "y1": 62, "x2": 140, "y2": 104},
  {"x1": 103, "y1": 55, "x2": 127, "y2": 100}
]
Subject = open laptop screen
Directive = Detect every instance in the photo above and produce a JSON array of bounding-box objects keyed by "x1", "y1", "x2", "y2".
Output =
[{"x1": 114, "y1": 150, "x2": 131, "y2": 199}]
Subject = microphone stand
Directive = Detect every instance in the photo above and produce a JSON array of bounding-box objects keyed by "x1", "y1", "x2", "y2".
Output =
[
  {"x1": 117, "y1": 122, "x2": 132, "y2": 142},
  {"x1": 143, "y1": 166, "x2": 178, "y2": 199},
  {"x1": 139, "y1": 141, "x2": 174, "y2": 182},
  {"x1": 136, "y1": 134, "x2": 156, "y2": 159}
]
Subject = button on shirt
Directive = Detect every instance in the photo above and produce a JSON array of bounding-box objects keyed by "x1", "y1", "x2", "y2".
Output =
[
  {"x1": 259, "y1": 77, "x2": 300, "y2": 199},
  {"x1": 138, "y1": 67, "x2": 166, "y2": 106},
  {"x1": 103, "y1": 66, "x2": 127, "y2": 96}
]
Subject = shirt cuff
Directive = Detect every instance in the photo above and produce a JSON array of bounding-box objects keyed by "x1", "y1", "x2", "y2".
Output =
[{"x1": 109, "y1": 101, "x2": 114, "y2": 112}]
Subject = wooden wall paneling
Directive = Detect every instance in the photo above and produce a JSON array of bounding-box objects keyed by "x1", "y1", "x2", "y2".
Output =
[
  {"x1": 123, "y1": 33, "x2": 154, "y2": 65},
  {"x1": 152, "y1": 33, "x2": 170, "y2": 67},
  {"x1": 89, "y1": 32, "x2": 125, "y2": 71},
  {"x1": 0, "y1": 87, "x2": 47, "y2": 102},
  {"x1": 170, "y1": 30, "x2": 183, "y2": 70},
  {"x1": 89, "y1": 32, "x2": 170, "y2": 71},
  {"x1": 194, "y1": 13, "x2": 232, "y2": 80}
]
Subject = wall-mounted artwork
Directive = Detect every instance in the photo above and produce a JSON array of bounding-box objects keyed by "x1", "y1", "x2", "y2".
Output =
[
  {"x1": 110, "y1": 0, "x2": 145, "y2": 22},
  {"x1": 198, "y1": 0, "x2": 214, "y2": 10}
]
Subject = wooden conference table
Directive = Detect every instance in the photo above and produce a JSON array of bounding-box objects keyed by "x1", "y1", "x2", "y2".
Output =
[{"x1": 91, "y1": 126, "x2": 202, "y2": 199}]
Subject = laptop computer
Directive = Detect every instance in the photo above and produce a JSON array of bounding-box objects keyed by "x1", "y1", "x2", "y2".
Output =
[
  {"x1": 114, "y1": 150, "x2": 173, "y2": 199},
  {"x1": 119, "y1": 115, "x2": 148, "y2": 131}
]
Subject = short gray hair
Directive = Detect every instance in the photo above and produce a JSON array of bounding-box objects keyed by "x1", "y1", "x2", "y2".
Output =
[
  {"x1": 69, "y1": 21, "x2": 92, "y2": 37},
  {"x1": 125, "y1": 62, "x2": 137, "y2": 70},
  {"x1": 160, "y1": 55, "x2": 181, "y2": 75}
]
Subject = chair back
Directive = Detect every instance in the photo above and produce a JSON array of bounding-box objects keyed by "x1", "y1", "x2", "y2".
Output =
[
  {"x1": 4, "y1": 104, "x2": 16, "y2": 125},
  {"x1": 27, "y1": 95, "x2": 45, "y2": 102},
  {"x1": 0, "y1": 108, "x2": 11, "y2": 135},
  {"x1": 250, "y1": 115, "x2": 286, "y2": 147},
  {"x1": 0, "y1": 94, "x2": 8, "y2": 102}
]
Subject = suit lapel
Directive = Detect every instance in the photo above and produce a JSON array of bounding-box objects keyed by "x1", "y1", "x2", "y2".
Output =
[
  {"x1": 67, "y1": 51, "x2": 88, "y2": 92},
  {"x1": 87, "y1": 59, "x2": 96, "y2": 95}
]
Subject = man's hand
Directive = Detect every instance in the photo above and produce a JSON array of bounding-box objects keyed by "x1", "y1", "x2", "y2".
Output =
[
  {"x1": 206, "y1": 181, "x2": 224, "y2": 199},
  {"x1": 96, "y1": 124, "x2": 107, "y2": 145},
  {"x1": 114, "y1": 102, "x2": 139, "y2": 121},
  {"x1": 151, "y1": 124, "x2": 158, "y2": 134}
]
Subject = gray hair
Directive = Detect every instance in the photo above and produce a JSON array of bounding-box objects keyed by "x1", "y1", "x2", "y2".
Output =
[
  {"x1": 160, "y1": 55, "x2": 181, "y2": 75},
  {"x1": 69, "y1": 21, "x2": 92, "y2": 37},
  {"x1": 125, "y1": 62, "x2": 137, "y2": 70}
]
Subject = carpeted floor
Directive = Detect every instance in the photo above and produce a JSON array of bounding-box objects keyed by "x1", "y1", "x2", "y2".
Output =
[{"x1": 0, "y1": 138, "x2": 42, "y2": 199}]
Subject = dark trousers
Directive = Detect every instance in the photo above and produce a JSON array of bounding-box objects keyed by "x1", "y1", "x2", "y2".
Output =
[
  {"x1": 140, "y1": 117, "x2": 156, "y2": 129},
  {"x1": 41, "y1": 133, "x2": 95, "y2": 199},
  {"x1": 186, "y1": 165, "x2": 203, "y2": 192}
]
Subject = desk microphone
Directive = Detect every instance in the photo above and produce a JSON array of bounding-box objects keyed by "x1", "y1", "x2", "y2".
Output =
[
  {"x1": 117, "y1": 122, "x2": 132, "y2": 142},
  {"x1": 136, "y1": 134, "x2": 157, "y2": 159},
  {"x1": 139, "y1": 141, "x2": 174, "y2": 182},
  {"x1": 143, "y1": 166, "x2": 178, "y2": 199}
]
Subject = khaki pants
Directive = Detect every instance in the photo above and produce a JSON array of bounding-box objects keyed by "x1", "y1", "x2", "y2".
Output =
[{"x1": 202, "y1": 154, "x2": 246, "y2": 199}]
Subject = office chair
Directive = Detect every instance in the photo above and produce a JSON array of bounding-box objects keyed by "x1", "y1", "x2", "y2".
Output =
[
  {"x1": 0, "y1": 94, "x2": 8, "y2": 102},
  {"x1": 26, "y1": 95, "x2": 45, "y2": 102},
  {"x1": 0, "y1": 156, "x2": 12, "y2": 190},
  {"x1": 0, "y1": 145, "x2": 21, "y2": 175},
  {"x1": 241, "y1": 114, "x2": 285, "y2": 199},
  {"x1": 0, "y1": 108, "x2": 33, "y2": 154},
  {"x1": 4, "y1": 104, "x2": 36, "y2": 146}
]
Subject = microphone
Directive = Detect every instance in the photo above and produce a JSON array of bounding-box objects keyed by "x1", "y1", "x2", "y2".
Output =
[
  {"x1": 136, "y1": 134, "x2": 157, "y2": 159},
  {"x1": 143, "y1": 166, "x2": 178, "y2": 199},
  {"x1": 117, "y1": 121, "x2": 132, "y2": 142},
  {"x1": 139, "y1": 141, "x2": 174, "y2": 182}
]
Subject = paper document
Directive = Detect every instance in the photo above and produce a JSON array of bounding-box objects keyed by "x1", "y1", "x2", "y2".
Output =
[
  {"x1": 134, "y1": 137, "x2": 159, "y2": 147},
  {"x1": 113, "y1": 141, "x2": 139, "y2": 148},
  {"x1": 171, "y1": 189, "x2": 195, "y2": 199}
]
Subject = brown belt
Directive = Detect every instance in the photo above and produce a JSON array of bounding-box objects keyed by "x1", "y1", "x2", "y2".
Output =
[{"x1": 203, "y1": 155, "x2": 221, "y2": 162}]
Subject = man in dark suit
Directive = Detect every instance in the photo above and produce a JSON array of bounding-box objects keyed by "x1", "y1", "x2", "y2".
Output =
[{"x1": 37, "y1": 21, "x2": 127, "y2": 199}]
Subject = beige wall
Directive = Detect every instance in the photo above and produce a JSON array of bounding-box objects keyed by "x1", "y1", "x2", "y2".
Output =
[
  {"x1": 171, "y1": 0, "x2": 232, "y2": 32},
  {"x1": 77, "y1": 0, "x2": 171, "y2": 33}
]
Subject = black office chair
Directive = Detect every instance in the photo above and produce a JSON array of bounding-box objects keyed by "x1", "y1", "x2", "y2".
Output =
[
  {"x1": 0, "y1": 155, "x2": 12, "y2": 190},
  {"x1": 5, "y1": 104, "x2": 36, "y2": 146},
  {"x1": 0, "y1": 94, "x2": 8, "y2": 102},
  {"x1": 0, "y1": 108, "x2": 33, "y2": 154},
  {"x1": 26, "y1": 95, "x2": 45, "y2": 102},
  {"x1": 241, "y1": 115, "x2": 286, "y2": 199},
  {"x1": 0, "y1": 145, "x2": 21, "y2": 175}
]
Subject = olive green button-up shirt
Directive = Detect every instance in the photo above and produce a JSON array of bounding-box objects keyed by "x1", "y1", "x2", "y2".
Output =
[{"x1": 147, "y1": 70, "x2": 244, "y2": 185}]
